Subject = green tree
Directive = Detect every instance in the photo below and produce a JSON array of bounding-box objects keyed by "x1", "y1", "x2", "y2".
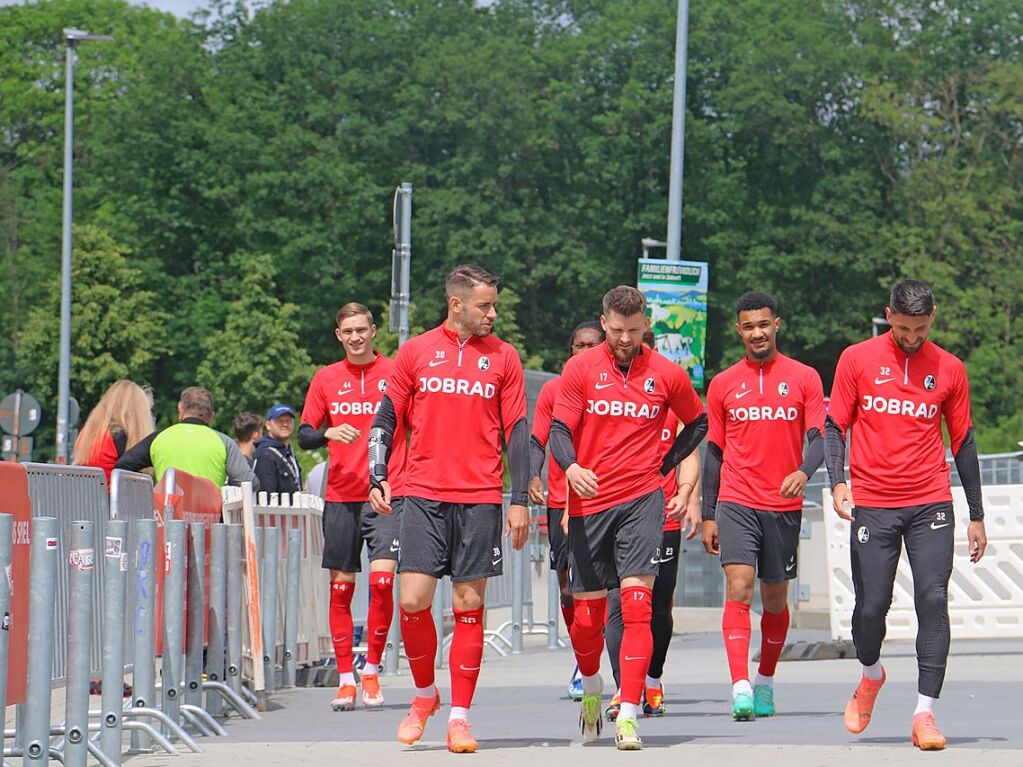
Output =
[
  {"x1": 16, "y1": 223, "x2": 170, "y2": 418},
  {"x1": 196, "y1": 251, "x2": 314, "y2": 431}
]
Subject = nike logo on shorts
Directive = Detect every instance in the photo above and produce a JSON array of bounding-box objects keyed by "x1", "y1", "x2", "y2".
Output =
[
  {"x1": 651, "y1": 555, "x2": 675, "y2": 564},
  {"x1": 492, "y1": 558, "x2": 502, "y2": 567},
  {"x1": 459, "y1": 665, "x2": 481, "y2": 672},
  {"x1": 785, "y1": 562, "x2": 796, "y2": 572},
  {"x1": 930, "y1": 522, "x2": 950, "y2": 530}
]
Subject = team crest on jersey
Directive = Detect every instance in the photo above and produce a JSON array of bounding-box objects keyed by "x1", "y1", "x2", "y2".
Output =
[
  {"x1": 924, "y1": 374, "x2": 936, "y2": 391},
  {"x1": 857, "y1": 526, "x2": 869, "y2": 544},
  {"x1": 778, "y1": 382, "x2": 789, "y2": 396},
  {"x1": 478, "y1": 356, "x2": 490, "y2": 371},
  {"x1": 378, "y1": 379, "x2": 387, "y2": 393},
  {"x1": 644, "y1": 377, "x2": 656, "y2": 393}
]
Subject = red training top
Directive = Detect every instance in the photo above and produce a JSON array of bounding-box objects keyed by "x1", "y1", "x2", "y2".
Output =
[
  {"x1": 531, "y1": 376, "x2": 567, "y2": 509},
  {"x1": 83, "y1": 430, "x2": 119, "y2": 484},
  {"x1": 300, "y1": 353, "x2": 407, "y2": 503},
  {"x1": 707, "y1": 353, "x2": 826, "y2": 512},
  {"x1": 660, "y1": 410, "x2": 682, "y2": 532},
  {"x1": 386, "y1": 324, "x2": 526, "y2": 504},
  {"x1": 553, "y1": 344, "x2": 704, "y2": 517},
  {"x1": 828, "y1": 333, "x2": 973, "y2": 508}
]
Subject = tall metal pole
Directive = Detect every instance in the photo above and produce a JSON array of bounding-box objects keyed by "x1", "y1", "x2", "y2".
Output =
[
  {"x1": 397, "y1": 183, "x2": 413, "y2": 346},
  {"x1": 64, "y1": 521, "x2": 95, "y2": 767},
  {"x1": 666, "y1": 0, "x2": 691, "y2": 262},
  {"x1": 56, "y1": 39, "x2": 76, "y2": 463}
]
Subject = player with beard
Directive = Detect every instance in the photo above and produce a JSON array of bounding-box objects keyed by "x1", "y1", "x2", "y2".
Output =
[
  {"x1": 367, "y1": 264, "x2": 530, "y2": 753},
  {"x1": 701, "y1": 291, "x2": 825, "y2": 720},
  {"x1": 826, "y1": 280, "x2": 987, "y2": 750},
  {"x1": 604, "y1": 331, "x2": 702, "y2": 721},
  {"x1": 529, "y1": 320, "x2": 605, "y2": 700},
  {"x1": 549, "y1": 286, "x2": 707, "y2": 750}
]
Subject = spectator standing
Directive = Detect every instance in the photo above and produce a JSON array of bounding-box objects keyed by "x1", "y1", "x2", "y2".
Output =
[
  {"x1": 116, "y1": 386, "x2": 257, "y2": 488},
  {"x1": 233, "y1": 411, "x2": 264, "y2": 466},
  {"x1": 253, "y1": 404, "x2": 302, "y2": 495},
  {"x1": 74, "y1": 380, "x2": 155, "y2": 483}
]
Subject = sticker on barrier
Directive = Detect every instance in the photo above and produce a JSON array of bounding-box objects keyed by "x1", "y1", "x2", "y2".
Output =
[
  {"x1": 0, "y1": 461, "x2": 32, "y2": 705},
  {"x1": 823, "y1": 484, "x2": 1023, "y2": 640}
]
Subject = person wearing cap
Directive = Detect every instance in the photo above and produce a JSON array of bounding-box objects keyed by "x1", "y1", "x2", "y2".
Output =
[{"x1": 252, "y1": 403, "x2": 303, "y2": 496}]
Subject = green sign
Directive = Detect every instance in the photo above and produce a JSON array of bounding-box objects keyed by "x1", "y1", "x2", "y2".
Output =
[{"x1": 637, "y1": 258, "x2": 709, "y2": 389}]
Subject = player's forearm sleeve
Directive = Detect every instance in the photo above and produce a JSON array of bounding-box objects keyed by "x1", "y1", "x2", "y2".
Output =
[
  {"x1": 529, "y1": 435, "x2": 547, "y2": 480},
  {"x1": 824, "y1": 416, "x2": 847, "y2": 488},
  {"x1": 799, "y1": 428, "x2": 825, "y2": 478},
  {"x1": 368, "y1": 395, "x2": 397, "y2": 490},
  {"x1": 297, "y1": 423, "x2": 328, "y2": 450},
  {"x1": 660, "y1": 413, "x2": 708, "y2": 476},
  {"x1": 508, "y1": 418, "x2": 530, "y2": 506},
  {"x1": 114, "y1": 430, "x2": 157, "y2": 473},
  {"x1": 549, "y1": 419, "x2": 578, "y2": 472},
  {"x1": 702, "y1": 441, "x2": 723, "y2": 521},
  {"x1": 953, "y1": 428, "x2": 984, "y2": 521}
]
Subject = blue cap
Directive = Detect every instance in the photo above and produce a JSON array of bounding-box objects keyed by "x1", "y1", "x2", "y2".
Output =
[{"x1": 266, "y1": 404, "x2": 295, "y2": 420}]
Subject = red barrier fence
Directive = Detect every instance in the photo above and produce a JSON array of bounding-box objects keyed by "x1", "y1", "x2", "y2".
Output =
[
  {"x1": 1, "y1": 461, "x2": 34, "y2": 706},
  {"x1": 153, "y1": 468, "x2": 223, "y2": 655}
]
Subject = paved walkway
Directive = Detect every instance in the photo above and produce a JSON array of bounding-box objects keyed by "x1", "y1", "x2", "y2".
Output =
[{"x1": 129, "y1": 626, "x2": 1021, "y2": 766}]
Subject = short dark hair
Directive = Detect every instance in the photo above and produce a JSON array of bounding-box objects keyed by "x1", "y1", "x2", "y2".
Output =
[
  {"x1": 735, "y1": 291, "x2": 778, "y2": 317},
  {"x1": 642, "y1": 330, "x2": 656, "y2": 348},
  {"x1": 446, "y1": 264, "x2": 499, "y2": 297},
  {"x1": 336, "y1": 302, "x2": 374, "y2": 327},
  {"x1": 889, "y1": 280, "x2": 934, "y2": 316},
  {"x1": 233, "y1": 412, "x2": 263, "y2": 442},
  {"x1": 602, "y1": 286, "x2": 646, "y2": 317},
  {"x1": 179, "y1": 386, "x2": 214, "y2": 422},
  {"x1": 568, "y1": 320, "x2": 604, "y2": 353}
]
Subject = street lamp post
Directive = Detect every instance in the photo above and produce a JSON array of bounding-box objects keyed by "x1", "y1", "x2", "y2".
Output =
[
  {"x1": 666, "y1": 0, "x2": 690, "y2": 262},
  {"x1": 56, "y1": 28, "x2": 112, "y2": 463}
]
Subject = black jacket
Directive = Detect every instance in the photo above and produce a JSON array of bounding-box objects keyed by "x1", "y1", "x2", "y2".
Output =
[{"x1": 252, "y1": 436, "x2": 302, "y2": 495}]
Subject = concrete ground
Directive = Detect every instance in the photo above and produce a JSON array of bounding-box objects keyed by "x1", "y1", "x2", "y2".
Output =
[{"x1": 120, "y1": 624, "x2": 1021, "y2": 767}]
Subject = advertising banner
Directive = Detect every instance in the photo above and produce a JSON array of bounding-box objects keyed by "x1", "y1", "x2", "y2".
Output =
[{"x1": 637, "y1": 258, "x2": 709, "y2": 389}]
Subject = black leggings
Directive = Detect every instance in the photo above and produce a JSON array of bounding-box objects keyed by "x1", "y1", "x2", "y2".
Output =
[
  {"x1": 850, "y1": 503, "x2": 954, "y2": 698},
  {"x1": 606, "y1": 530, "x2": 681, "y2": 687}
]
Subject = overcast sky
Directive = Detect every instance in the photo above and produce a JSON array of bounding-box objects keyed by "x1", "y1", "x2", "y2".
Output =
[{"x1": 0, "y1": 0, "x2": 207, "y2": 17}]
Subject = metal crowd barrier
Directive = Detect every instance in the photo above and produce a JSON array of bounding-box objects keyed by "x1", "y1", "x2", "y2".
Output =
[{"x1": 22, "y1": 463, "x2": 108, "y2": 684}]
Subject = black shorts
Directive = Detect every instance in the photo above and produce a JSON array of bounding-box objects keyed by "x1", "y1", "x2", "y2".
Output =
[
  {"x1": 397, "y1": 496, "x2": 504, "y2": 582},
  {"x1": 321, "y1": 500, "x2": 401, "y2": 572},
  {"x1": 568, "y1": 489, "x2": 665, "y2": 593},
  {"x1": 716, "y1": 502, "x2": 801, "y2": 583},
  {"x1": 547, "y1": 507, "x2": 568, "y2": 572}
]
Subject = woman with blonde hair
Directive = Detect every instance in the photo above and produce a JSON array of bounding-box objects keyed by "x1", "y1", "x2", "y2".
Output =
[{"x1": 73, "y1": 380, "x2": 155, "y2": 482}]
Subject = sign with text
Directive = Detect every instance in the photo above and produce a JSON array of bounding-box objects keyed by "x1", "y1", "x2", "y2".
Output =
[{"x1": 637, "y1": 258, "x2": 709, "y2": 389}]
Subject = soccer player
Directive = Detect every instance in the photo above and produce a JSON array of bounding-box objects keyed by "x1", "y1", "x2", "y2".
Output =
[
  {"x1": 825, "y1": 280, "x2": 987, "y2": 750},
  {"x1": 528, "y1": 320, "x2": 604, "y2": 700},
  {"x1": 549, "y1": 286, "x2": 707, "y2": 750},
  {"x1": 604, "y1": 331, "x2": 701, "y2": 721},
  {"x1": 701, "y1": 291, "x2": 825, "y2": 721},
  {"x1": 367, "y1": 265, "x2": 530, "y2": 753},
  {"x1": 297, "y1": 303, "x2": 406, "y2": 712}
]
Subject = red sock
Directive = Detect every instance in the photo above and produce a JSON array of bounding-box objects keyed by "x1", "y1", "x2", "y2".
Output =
[
  {"x1": 560, "y1": 594, "x2": 575, "y2": 631},
  {"x1": 399, "y1": 606, "x2": 437, "y2": 691},
  {"x1": 758, "y1": 606, "x2": 789, "y2": 677},
  {"x1": 449, "y1": 607, "x2": 485, "y2": 709},
  {"x1": 619, "y1": 586, "x2": 654, "y2": 705},
  {"x1": 329, "y1": 582, "x2": 355, "y2": 674},
  {"x1": 569, "y1": 596, "x2": 606, "y2": 677},
  {"x1": 722, "y1": 600, "x2": 751, "y2": 684},
  {"x1": 366, "y1": 573, "x2": 395, "y2": 666}
]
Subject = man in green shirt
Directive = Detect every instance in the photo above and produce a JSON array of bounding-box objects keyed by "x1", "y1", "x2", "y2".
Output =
[{"x1": 116, "y1": 386, "x2": 258, "y2": 489}]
